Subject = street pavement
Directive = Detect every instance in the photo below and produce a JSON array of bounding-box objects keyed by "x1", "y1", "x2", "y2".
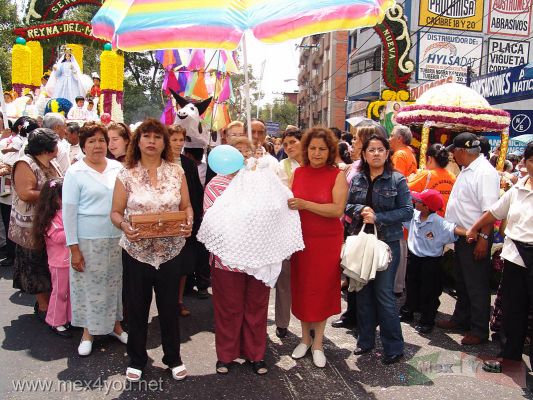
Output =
[{"x1": 1, "y1": 263, "x2": 531, "y2": 400}]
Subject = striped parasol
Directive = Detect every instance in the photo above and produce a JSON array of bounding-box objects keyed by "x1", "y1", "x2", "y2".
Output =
[{"x1": 92, "y1": 0, "x2": 394, "y2": 51}]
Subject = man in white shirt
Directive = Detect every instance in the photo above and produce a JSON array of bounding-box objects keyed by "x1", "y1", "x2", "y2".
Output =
[
  {"x1": 248, "y1": 119, "x2": 279, "y2": 174},
  {"x1": 42, "y1": 113, "x2": 71, "y2": 174},
  {"x1": 274, "y1": 127, "x2": 302, "y2": 338},
  {"x1": 65, "y1": 122, "x2": 84, "y2": 163},
  {"x1": 439, "y1": 133, "x2": 500, "y2": 345}
]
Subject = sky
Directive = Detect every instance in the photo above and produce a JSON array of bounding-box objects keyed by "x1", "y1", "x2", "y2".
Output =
[{"x1": 244, "y1": 35, "x2": 300, "y2": 107}]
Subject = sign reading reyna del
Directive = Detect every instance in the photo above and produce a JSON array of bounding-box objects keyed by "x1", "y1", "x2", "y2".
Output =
[
  {"x1": 488, "y1": 0, "x2": 532, "y2": 37},
  {"x1": 471, "y1": 64, "x2": 533, "y2": 104},
  {"x1": 418, "y1": 0, "x2": 484, "y2": 32},
  {"x1": 417, "y1": 32, "x2": 482, "y2": 84}
]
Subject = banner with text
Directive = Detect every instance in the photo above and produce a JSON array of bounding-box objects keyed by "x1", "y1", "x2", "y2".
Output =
[
  {"x1": 488, "y1": 0, "x2": 532, "y2": 37},
  {"x1": 417, "y1": 32, "x2": 483, "y2": 84},
  {"x1": 488, "y1": 38, "x2": 530, "y2": 73},
  {"x1": 418, "y1": 0, "x2": 484, "y2": 32},
  {"x1": 471, "y1": 64, "x2": 533, "y2": 104}
]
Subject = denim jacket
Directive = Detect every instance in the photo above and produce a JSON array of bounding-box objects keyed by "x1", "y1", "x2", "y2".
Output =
[{"x1": 345, "y1": 169, "x2": 413, "y2": 242}]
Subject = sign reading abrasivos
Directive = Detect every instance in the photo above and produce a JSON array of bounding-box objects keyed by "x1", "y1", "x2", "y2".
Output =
[
  {"x1": 417, "y1": 32, "x2": 482, "y2": 84},
  {"x1": 488, "y1": 0, "x2": 532, "y2": 37},
  {"x1": 488, "y1": 38, "x2": 530, "y2": 73},
  {"x1": 419, "y1": 0, "x2": 484, "y2": 32}
]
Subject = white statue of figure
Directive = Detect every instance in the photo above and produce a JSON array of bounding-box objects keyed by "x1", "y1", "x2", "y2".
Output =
[{"x1": 45, "y1": 47, "x2": 88, "y2": 106}]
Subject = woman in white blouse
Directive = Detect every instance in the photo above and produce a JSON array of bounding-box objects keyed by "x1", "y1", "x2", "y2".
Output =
[
  {"x1": 110, "y1": 119, "x2": 193, "y2": 383},
  {"x1": 63, "y1": 122, "x2": 126, "y2": 357},
  {"x1": 467, "y1": 141, "x2": 533, "y2": 363}
]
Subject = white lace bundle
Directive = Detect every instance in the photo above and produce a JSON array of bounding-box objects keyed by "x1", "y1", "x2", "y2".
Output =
[{"x1": 198, "y1": 157, "x2": 305, "y2": 287}]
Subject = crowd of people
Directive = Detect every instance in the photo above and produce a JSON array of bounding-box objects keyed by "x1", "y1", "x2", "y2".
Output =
[{"x1": 0, "y1": 110, "x2": 531, "y2": 382}]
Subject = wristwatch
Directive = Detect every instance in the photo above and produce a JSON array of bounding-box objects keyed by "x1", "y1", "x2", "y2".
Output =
[{"x1": 478, "y1": 232, "x2": 489, "y2": 240}]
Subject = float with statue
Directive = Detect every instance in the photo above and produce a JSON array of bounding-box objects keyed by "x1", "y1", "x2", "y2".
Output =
[
  {"x1": 395, "y1": 82, "x2": 511, "y2": 172},
  {"x1": 1, "y1": 0, "x2": 125, "y2": 124}
]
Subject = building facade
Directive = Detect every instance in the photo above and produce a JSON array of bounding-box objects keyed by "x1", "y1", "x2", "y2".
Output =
[
  {"x1": 296, "y1": 31, "x2": 348, "y2": 129},
  {"x1": 344, "y1": 0, "x2": 533, "y2": 134}
]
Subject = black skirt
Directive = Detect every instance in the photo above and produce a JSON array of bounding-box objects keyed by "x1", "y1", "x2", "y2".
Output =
[{"x1": 12, "y1": 244, "x2": 51, "y2": 294}]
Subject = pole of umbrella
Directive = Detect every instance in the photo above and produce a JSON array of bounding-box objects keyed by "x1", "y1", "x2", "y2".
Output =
[
  {"x1": 0, "y1": 76, "x2": 8, "y2": 129},
  {"x1": 242, "y1": 33, "x2": 252, "y2": 141}
]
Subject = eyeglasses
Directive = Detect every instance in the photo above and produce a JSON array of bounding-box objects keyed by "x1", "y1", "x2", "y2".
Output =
[{"x1": 366, "y1": 148, "x2": 387, "y2": 154}]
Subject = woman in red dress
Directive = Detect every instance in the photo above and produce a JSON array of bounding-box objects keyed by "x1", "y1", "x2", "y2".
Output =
[{"x1": 288, "y1": 127, "x2": 348, "y2": 368}]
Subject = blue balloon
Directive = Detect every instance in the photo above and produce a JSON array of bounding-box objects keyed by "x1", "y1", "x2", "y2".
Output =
[{"x1": 208, "y1": 145, "x2": 244, "y2": 175}]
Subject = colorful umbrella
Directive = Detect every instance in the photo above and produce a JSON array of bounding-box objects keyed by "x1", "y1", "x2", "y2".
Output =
[
  {"x1": 92, "y1": 0, "x2": 394, "y2": 51},
  {"x1": 92, "y1": 0, "x2": 394, "y2": 136}
]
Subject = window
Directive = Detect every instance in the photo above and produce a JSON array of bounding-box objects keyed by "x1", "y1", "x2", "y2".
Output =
[{"x1": 348, "y1": 47, "x2": 381, "y2": 77}]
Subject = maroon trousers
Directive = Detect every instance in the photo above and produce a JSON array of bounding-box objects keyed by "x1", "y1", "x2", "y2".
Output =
[{"x1": 211, "y1": 267, "x2": 270, "y2": 363}]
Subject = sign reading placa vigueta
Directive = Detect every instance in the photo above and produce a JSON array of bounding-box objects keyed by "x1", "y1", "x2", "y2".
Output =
[
  {"x1": 488, "y1": 38, "x2": 530, "y2": 73},
  {"x1": 488, "y1": 0, "x2": 532, "y2": 37},
  {"x1": 418, "y1": 0, "x2": 484, "y2": 32}
]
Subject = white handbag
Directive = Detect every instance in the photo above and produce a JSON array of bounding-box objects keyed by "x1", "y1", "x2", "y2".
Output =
[{"x1": 341, "y1": 224, "x2": 392, "y2": 291}]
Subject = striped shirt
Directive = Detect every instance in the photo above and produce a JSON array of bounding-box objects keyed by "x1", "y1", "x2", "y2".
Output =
[{"x1": 203, "y1": 174, "x2": 242, "y2": 273}]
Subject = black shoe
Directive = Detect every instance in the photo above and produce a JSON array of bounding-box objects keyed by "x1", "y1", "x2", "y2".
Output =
[
  {"x1": 275, "y1": 327, "x2": 288, "y2": 338},
  {"x1": 353, "y1": 347, "x2": 373, "y2": 355},
  {"x1": 331, "y1": 319, "x2": 356, "y2": 329},
  {"x1": 34, "y1": 302, "x2": 47, "y2": 322},
  {"x1": 251, "y1": 360, "x2": 268, "y2": 375},
  {"x1": 50, "y1": 325, "x2": 73, "y2": 338},
  {"x1": 216, "y1": 361, "x2": 230, "y2": 375},
  {"x1": 382, "y1": 354, "x2": 403, "y2": 365},
  {"x1": 415, "y1": 324, "x2": 433, "y2": 334},
  {"x1": 399, "y1": 313, "x2": 414, "y2": 323},
  {"x1": 197, "y1": 289, "x2": 209, "y2": 299},
  {"x1": 0, "y1": 258, "x2": 14, "y2": 267}
]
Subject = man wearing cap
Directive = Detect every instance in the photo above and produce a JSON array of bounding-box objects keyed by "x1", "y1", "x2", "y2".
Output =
[{"x1": 438, "y1": 132, "x2": 500, "y2": 345}]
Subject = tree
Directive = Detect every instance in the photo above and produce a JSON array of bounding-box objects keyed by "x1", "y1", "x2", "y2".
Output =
[
  {"x1": 229, "y1": 63, "x2": 262, "y2": 121},
  {"x1": 0, "y1": 0, "x2": 19, "y2": 89},
  {"x1": 258, "y1": 98, "x2": 298, "y2": 130}
]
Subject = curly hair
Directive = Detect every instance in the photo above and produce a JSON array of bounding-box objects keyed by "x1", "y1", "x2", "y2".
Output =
[
  {"x1": 300, "y1": 126, "x2": 339, "y2": 167},
  {"x1": 31, "y1": 178, "x2": 63, "y2": 249},
  {"x1": 125, "y1": 118, "x2": 173, "y2": 169},
  {"x1": 79, "y1": 122, "x2": 109, "y2": 150},
  {"x1": 26, "y1": 128, "x2": 59, "y2": 156}
]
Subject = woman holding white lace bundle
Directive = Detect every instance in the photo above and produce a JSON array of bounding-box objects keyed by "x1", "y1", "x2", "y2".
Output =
[{"x1": 200, "y1": 137, "x2": 303, "y2": 376}]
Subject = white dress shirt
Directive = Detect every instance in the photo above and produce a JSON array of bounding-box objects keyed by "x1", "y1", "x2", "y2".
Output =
[
  {"x1": 489, "y1": 176, "x2": 533, "y2": 267},
  {"x1": 445, "y1": 155, "x2": 500, "y2": 229},
  {"x1": 54, "y1": 139, "x2": 71, "y2": 174},
  {"x1": 277, "y1": 158, "x2": 300, "y2": 187}
]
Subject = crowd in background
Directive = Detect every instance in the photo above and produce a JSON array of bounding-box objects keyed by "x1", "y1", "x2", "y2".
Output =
[{"x1": 0, "y1": 110, "x2": 531, "y2": 381}]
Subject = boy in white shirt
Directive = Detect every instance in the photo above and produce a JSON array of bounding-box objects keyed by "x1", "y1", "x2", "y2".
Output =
[{"x1": 67, "y1": 96, "x2": 89, "y2": 121}]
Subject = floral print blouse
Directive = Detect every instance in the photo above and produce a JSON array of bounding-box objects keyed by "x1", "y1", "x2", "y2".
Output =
[{"x1": 117, "y1": 160, "x2": 186, "y2": 268}]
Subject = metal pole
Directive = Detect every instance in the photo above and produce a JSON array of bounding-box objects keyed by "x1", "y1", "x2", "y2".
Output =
[
  {"x1": 0, "y1": 76, "x2": 8, "y2": 129},
  {"x1": 242, "y1": 33, "x2": 252, "y2": 140}
]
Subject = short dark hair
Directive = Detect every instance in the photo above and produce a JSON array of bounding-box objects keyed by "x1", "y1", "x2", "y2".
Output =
[
  {"x1": 329, "y1": 126, "x2": 342, "y2": 140},
  {"x1": 341, "y1": 133, "x2": 353, "y2": 143},
  {"x1": 524, "y1": 141, "x2": 533, "y2": 161},
  {"x1": 66, "y1": 122, "x2": 80, "y2": 135},
  {"x1": 359, "y1": 134, "x2": 394, "y2": 175},
  {"x1": 79, "y1": 122, "x2": 109, "y2": 150},
  {"x1": 282, "y1": 128, "x2": 303, "y2": 142},
  {"x1": 125, "y1": 118, "x2": 173, "y2": 169},
  {"x1": 26, "y1": 128, "x2": 59, "y2": 156},
  {"x1": 301, "y1": 126, "x2": 339, "y2": 167},
  {"x1": 183, "y1": 147, "x2": 205, "y2": 163},
  {"x1": 477, "y1": 135, "x2": 491, "y2": 160}
]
